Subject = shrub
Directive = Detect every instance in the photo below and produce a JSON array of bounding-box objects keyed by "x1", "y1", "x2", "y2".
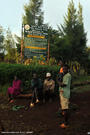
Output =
[{"x1": 0, "y1": 63, "x2": 60, "y2": 93}]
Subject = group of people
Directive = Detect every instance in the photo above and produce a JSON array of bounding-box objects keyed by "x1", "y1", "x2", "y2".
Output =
[
  {"x1": 30, "y1": 72, "x2": 55, "y2": 107},
  {"x1": 7, "y1": 61, "x2": 71, "y2": 128},
  {"x1": 7, "y1": 72, "x2": 55, "y2": 105}
]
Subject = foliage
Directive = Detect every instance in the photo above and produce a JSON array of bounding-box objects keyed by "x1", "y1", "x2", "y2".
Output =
[
  {"x1": 0, "y1": 63, "x2": 60, "y2": 91},
  {"x1": 0, "y1": 26, "x2": 4, "y2": 54},
  {"x1": 0, "y1": 53, "x2": 4, "y2": 62},
  {"x1": 48, "y1": 57, "x2": 57, "y2": 65},
  {"x1": 15, "y1": 34, "x2": 21, "y2": 54},
  {"x1": 0, "y1": 84, "x2": 10, "y2": 95},
  {"x1": 4, "y1": 48, "x2": 17, "y2": 63},
  {"x1": 57, "y1": 0, "x2": 87, "y2": 64},
  {"x1": 23, "y1": 0, "x2": 44, "y2": 26},
  {"x1": 4, "y1": 28, "x2": 15, "y2": 49},
  {"x1": 24, "y1": 55, "x2": 58, "y2": 66},
  {"x1": 4, "y1": 28, "x2": 16, "y2": 63},
  {"x1": 47, "y1": 26, "x2": 60, "y2": 59},
  {"x1": 86, "y1": 47, "x2": 90, "y2": 73},
  {"x1": 24, "y1": 55, "x2": 46, "y2": 65},
  {"x1": 73, "y1": 75, "x2": 90, "y2": 84}
]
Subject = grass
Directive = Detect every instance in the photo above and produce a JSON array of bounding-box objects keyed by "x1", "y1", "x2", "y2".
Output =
[
  {"x1": 0, "y1": 84, "x2": 10, "y2": 96},
  {"x1": 71, "y1": 75, "x2": 90, "y2": 93},
  {"x1": 72, "y1": 84, "x2": 90, "y2": 93},
  {"x1": 72, "y1": 75, "x2": 90, "y2": 84}
]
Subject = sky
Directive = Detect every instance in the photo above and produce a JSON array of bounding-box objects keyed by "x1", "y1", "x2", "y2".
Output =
[{"x1": 0, "y1": 0, "x2": 90, "y2": 46}]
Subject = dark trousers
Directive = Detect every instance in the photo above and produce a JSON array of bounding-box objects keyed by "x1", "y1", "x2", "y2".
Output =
[
  {"x1": 62, "y1": 109, "x2": 69, "y2": 125},
  {"x1": 44, "y1": 90, "x2": 54, "y2": 102},
  {"x1": 38, "y1": 89, "x2": 43, "y2": 101},
  {"x1": 31, "y1": 88, "x2": 38, "y2": 103}
]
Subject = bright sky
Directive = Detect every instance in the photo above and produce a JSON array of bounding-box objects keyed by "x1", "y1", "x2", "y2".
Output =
[{"x1": 0, "y1": 0, "x2": 90, "y2": 46}]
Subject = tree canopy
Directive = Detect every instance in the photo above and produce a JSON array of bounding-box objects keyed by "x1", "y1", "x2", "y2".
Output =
[
  {"x1": 0, "y1": 26, "x2": 4, "y2": 53},
  {"x1": 23, "y1": 0, "x2": 44, "y2": 26},
  {"x1": 57, "y1": 0, "x2": 87, "y2": 64}
]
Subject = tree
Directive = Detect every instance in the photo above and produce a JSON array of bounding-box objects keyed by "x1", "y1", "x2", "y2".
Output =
[
  {"x1": 58, "y1": 0, "x2": 87, "y2": 64},
  {"x1": 0, "y1": 26, "x2": 5, "y2": 61},
  {"x1": 15, "y1": 34, "x2": 21, "y2": 54},
  {"x1": 5, "y1": 28, "x2": 15, "y2": 48},
  {"x1": 47, "y1": 26, "x2": 60, "y2": 60},
  {"x1": 4, "y1": 28, "x2": 16, "y2": 63},
  {"x1": 23, "y1": 0, "x2": 43, "y2": 26},
  {"x1": 0, "y1": 26, "x2": 4, "y2": 53}
]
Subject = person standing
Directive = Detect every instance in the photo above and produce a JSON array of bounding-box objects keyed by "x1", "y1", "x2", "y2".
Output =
[
  {"x1": 59, "y1": 64, "x2": 71, "y2": 128},
  {"x1": 30, "y1": 73, "x2": 42, "y2": 107}
]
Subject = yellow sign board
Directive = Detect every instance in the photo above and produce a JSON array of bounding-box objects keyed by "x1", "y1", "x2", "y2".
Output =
[
  {"x1": 25, "y1": 46, "x2": 46, "y2": 50},
  {"x1": 27, "y1": 35, "x2": 45, "y2": 39}
]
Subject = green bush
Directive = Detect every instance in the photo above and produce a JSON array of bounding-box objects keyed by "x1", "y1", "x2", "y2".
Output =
[
  {"x1": 0, "y1": 63, "x2": 60, "y2": 93},
  {"x1": 0, "y1": 83, "x2": 10, "y2": 95}
]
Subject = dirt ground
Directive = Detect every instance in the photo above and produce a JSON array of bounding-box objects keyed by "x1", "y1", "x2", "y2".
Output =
[{"x1": 0, "y1": 91, "x2": 90, "y2": 135}]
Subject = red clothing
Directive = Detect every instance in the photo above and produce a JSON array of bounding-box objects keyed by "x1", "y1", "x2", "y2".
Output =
[{"x1": 8, "y1": 80, "x2": 21, "y2": 96}]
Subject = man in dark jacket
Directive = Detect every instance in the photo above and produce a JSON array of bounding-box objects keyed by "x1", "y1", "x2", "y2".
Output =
[{"x1": 30, "y1": 73, "x2": 42, "y2": 107}]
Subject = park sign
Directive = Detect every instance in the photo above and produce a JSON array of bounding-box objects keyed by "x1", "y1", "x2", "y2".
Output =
[{"x1": 24, "y1": 24, "x2": 48, "y2": 59}]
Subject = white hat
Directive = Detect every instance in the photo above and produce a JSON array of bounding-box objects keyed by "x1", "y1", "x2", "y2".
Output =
[{"x1": 46, "y1": 72, "x2": 51, "y2": 77}]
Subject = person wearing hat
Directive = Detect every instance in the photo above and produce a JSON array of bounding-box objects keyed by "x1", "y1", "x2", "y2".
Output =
[{"x1": 43, "y1": 72, "x2": 55, "y2": 103}]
